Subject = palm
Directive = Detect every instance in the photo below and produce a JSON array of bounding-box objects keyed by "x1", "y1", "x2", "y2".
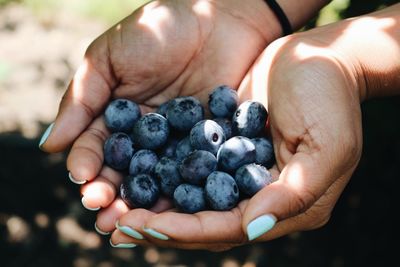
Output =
[
  {"x1": 93, "y1": 0, "x2": 269, "y2": 109},
  {"x1": 56, "y1": 0, "x2": 274, "y2": 239}
]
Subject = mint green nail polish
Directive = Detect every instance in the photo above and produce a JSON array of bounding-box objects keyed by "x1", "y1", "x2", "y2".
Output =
[
  {"x1": 39, "y1": 122, "x2": 54, "y2": 148},
  {"x1": 81, "y1": 197, "x2": 100, "y2": 211},
  {"x1": 116, "y1": 221, "x2": 144, "y2": 240},
  {"x1": 142, "y1": 227, "x2": 169, "y2": 241},
  {"x1": 94, "y1": 222, "x2": 110, "y2": 235},
  {"x1": 247, "y1": 214, "x2": 277, "y2": 241},
  {"x1": 68, "y1": 172, "x2": 86, "y2": 185},
  {"x1": 109, "y1": 239, "x2": 136, "y2": 248}
]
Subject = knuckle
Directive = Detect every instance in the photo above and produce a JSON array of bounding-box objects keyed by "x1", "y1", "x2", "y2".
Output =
[
  {"x1": 287, "y1": 188, "x2": 318, "y2": 217},
  {"x1": 304, "y1": 212, "x2": 331, "y2": 230}
]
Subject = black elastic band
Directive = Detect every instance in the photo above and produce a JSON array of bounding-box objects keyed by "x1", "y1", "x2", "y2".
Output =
[{"x1": 264, "y1": 0, "x2": 293, "y2": 36}]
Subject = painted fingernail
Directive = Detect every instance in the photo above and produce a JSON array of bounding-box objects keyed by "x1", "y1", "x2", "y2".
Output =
[
  {"x1": 109, "y1": 239, "x2": 136, "y2": 248},
  {"x1": 81, "y1": 196, "x2": 100, "y2": 211},
  {"x1": 116, "y1": 221, "x2": 144, "y2": 240},
  {"x1": 39, "y1": 122, "x2": 54, "y2": 149},
  {"x1": 142, "y1": 226, "x2": 169, "y2": 241},
  {"x1": 94, "y1": 222, "x2": 110, "y2": 236},
  {"x1": 247, "y1": 214, "x2": 277, "y2": 241},
  {"x1": 68, "y1": 172, "x2": 86, "y2": 185}
]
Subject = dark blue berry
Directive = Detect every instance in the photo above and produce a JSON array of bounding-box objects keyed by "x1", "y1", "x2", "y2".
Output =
[
  {"x1": 173, "y1": 184, "x2": 206, "y2": 213},
  {"x1": 232, "y1": 101, "x2": 268, "y2": 138},
  {"x1": 217, "y1": 136, "x2": 256, "y2": 173},
  {"x1": 129, "y1": 149, "x2": 158, "y2": 176},
  {"x1": 176, "y1": 136, "x2": 194, "y2": 162},
  {"x1": 157, "y1": 136, "x2": 180, "y2": 159},
  {"x1": 104, "y1": 99, "x2": 141, "y2": 133},
  {"x1": 154, "y1": 157, "x2": 183, "y2": 197},
  {"x1": 205, "y1": 171, "x2": 239, "y2": 211},
  {"x1": 190, "y1": 120, "x2": 225, "y2": 155},
  {"x1": 120, "y1": 174, "x2": 160, "y2": 208},
  {"x1": 166, "y1": 96, "x2": 204, "y2": 132},
  {"x1": 155, "y1": 99, "x2": 173, "y2": 117},
  {"x1": 235, "y1": 164, "x2": 273, "y2": 196},
  {"x1": 103, "y1": 132, "x2": 134, "y2": 170},
  {"x1": 208, "y1": 85, "x2": 238, "y2": 118},
  {"x1": 132, "y1": 113, "x2": 169, "y2": 150},
  {"x1": 179, "y1": 150, "x2": 217, "y2": 185},
  {"x1": 251, "y1": 137, "x2": 275, "y2": 168},
  {"x1": 213, "y1": 118, "x2": 233, "y2": 139}
]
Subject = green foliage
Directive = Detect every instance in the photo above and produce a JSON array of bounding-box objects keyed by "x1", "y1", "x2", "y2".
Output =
[
  {"x1": 0, "y1": 0, "x2": 19, "y2": 7},
  {"x1": 21, "y1": 0, "x2": 150, "y2": 23}
]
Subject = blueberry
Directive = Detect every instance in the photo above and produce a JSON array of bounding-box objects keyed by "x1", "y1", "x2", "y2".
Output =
[
  {"x1": 205, "y1": 171, "x2": 239, "y2": 211},
  {"x1": 166, "y1": 96, "x2": 204, "y2": 132},
  {"x1": 217, "y1": 136, "x2": 256, "y2": 173},
  {"x1": 190, "y1": 120, "x2": 225, "y2": 155},
  {"x1": 132, "y1": 113, "x2": 170, "y2": 150},
  {"x1": 251, "y1": 137, "x2": 275, "y2": 168},
  {"x1": 120, "y1": 174, "x2": 160, "y2": 208},
  {"x1": 175, "y1": 136, "x2": 194, "y2": 162},
  {"x1": 208, "y1": 85, "x2": 238, "y2": 118},
  {"x1": 235, "y1": 164, "x2": 273, "y2": 196},
  {"x1": 179, "y1": 150, "x2": 217, "y2": 185},
  {"x1": 213, "y1": 118, "x2": 233, "y2": 139},
  {"x1": 129, "y1": 149, "x2": 158, "y2": 176},
  {"x1": 158, "y1": 136, "x2": 180, "y2": 159},
  {"x1": 155, "y1": 99, "x2": 173, "y2": 117},
  {"x1": 103, "y1": 132, "x2": 134, "y2": 170},
  {"x1": 232, "y1": 101, "x2": 268, "y2": 138},
  {"x1": 104, "y1": 99, "x2": 141, "y2": 133},
  {"x1": 173, "y1": 184, "x2": 206, "y2": 213},
  {"x1": 154, "y1": 157, "x2": 183, "y2": 197}
]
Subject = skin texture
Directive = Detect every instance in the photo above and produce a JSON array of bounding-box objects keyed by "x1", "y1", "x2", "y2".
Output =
[{"x1": 39, "y1": 0, "x2": 399, "y2": 252}]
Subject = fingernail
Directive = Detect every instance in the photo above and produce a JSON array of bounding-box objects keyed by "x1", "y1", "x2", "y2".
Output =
[
  {"x1": 68, "y1": 172, "x2": 86, "y2": 185},
  {"x1": 81, "y1": 196, "x2": 100, "y2": 211},
  {"x1": 39, "y1": 122, "x2": 54, "y2": 149},
  {"x1": 109, "y1": 239, "x2": 136, "y2": 248},
  {"x1": 94, "y1": 222, "x2": 110, "y2": 235},
  {"x1": 116, "y1": 221, "x2": 144, "y2": 240},
  {"x1": 247, "y1": 214, "x2": 277, "y2": 241},
  {"x1": 142, "y1": 226, "x2": 169, "y2": 241}
]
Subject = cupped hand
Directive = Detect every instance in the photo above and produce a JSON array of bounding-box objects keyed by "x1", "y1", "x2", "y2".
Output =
[
  {"x1": 107, "y1": 22, "x2": 364, "y2": 251},
  {"x1": 39, "y1": 0, "x2": 280, "y2": 235}
]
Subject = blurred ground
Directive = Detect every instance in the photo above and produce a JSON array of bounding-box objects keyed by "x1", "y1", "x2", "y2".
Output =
[{"x1": 1, "y1": 0, "x2": 400, "y2": 266}]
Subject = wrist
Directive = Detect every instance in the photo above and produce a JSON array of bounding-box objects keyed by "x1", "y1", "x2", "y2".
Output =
[
  {"x1": 273, "y1": 0, "x2": 330, "y2": 34},
  {"x1": 317, "y1": 4, "x2": 400, "y2": 101}
]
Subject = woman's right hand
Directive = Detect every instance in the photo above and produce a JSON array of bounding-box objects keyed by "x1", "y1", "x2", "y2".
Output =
[{"x1": 39, "y1": 0, "x2": 284, "y2": 234}]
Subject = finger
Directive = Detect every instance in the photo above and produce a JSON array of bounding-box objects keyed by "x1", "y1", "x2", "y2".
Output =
[
  {"x1": 256, "y1": 169, "x2": 354, "y2": 242},
  {"x1": 95, "y1": 197, "x2": 173, "y2": 234},
  {"x1": 111, "y1": 208, "x2": 240, "y2": 251},
  {"x1": 66, "y1": 116, "x2": 109, "y2": 183},
  {"x1": 130, "y1": 201, "x2": 250, "y2": 244},
  {"x1": 80, "y1": 166, "x2": 123, "y2": 210},
  {"x1": 110, "y1": 229, "x2": 238, "y2": 251},
  {"x1": 242, "y1": 150, "x2": 339, "y2": 241},
  {"x1": 40, "y1": 34, "x2": 116, "y2": 152},
  {"x1": 95, "y1": 198, "x2": 130, "y2": 234}
]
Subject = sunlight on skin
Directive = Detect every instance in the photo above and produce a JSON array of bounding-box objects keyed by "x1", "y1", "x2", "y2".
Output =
[
  {"x1": 278, "y1": 161, "x2": 305, "y2": 193},
  {"x1": 71, "y1": 61, "x2": 91, "y2": 101},
  {"x1": 293, "y1": 42, "x2": 337, "y2": 61},
  {"x1": 192, "y1": 0, "x2": 212, "y2": 16},
  {"x1": 331, "y1": 17, "x2": 399, "y2": 79},
  {"x1": 138, "y1": 2, "x2": 172, "y2": 42}
]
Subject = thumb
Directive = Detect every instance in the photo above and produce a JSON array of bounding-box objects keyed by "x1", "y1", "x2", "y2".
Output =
[
  {"x1": 39, "y1": 37, "x2": 116, "y2": 153},
  {"x1": 242, "y1": 151, "x2": 335, "y2": 241}
]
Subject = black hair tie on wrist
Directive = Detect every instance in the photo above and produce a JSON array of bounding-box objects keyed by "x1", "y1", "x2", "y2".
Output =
[{"x1": 264, "y1": 0, "x2": 293, "y2": 36}]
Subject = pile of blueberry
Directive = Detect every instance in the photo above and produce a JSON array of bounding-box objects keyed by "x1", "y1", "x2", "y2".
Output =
[{"x1": 103, "y1": 85, "x2": 275, "y2": 214}]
